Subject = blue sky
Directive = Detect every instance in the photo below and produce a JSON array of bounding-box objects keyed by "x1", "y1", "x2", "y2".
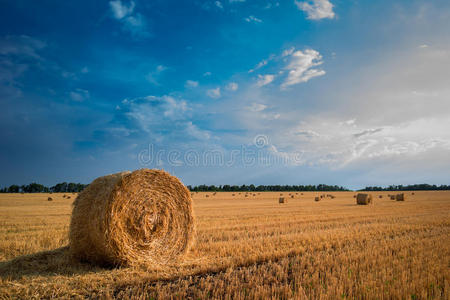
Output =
[{"x1": 1, "y1": 0, "x2": 450, "y2": 189}]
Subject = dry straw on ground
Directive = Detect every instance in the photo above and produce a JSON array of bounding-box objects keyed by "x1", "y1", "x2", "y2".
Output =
[
  {"x1": 356, "y1": 193, "x2": 372, "y2": 205},
  {"x1": 69, "y1": 169, "x2": 195, "y2": 267}
]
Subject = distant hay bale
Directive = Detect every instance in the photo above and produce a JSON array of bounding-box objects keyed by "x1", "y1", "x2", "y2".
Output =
[
  {"x1": 205, "y1": 194, "x2": 209, "y2": 198},
  {"x1": 63, "y1": 194, "x2": 67, "y2": 198},
  {"x1": 356, "y1": 193, "x2": 372, "y2": 205},
  {"x1": 69, "y1": 169, "x2": 195, "y2": 267},
  {"x1": 353, "y1": 195, "x2": 356, "y2": 198},
  {"x1": 67, "y1": 196, "x2": 71, "y2": 199},
  {"x1": 279, "y1": 197, "x2": 286, "y2": 204},
  {"x1": 232, "y1": 194, "x2": 235, "y2": 196},
  {"x1": 379, "y1": 195, "x2": 383, "y2": 198},
  {"x1": 396, "y1": 193, "x2": 406, "y2": 201},
  {"x1": 411, "y1": 192, "x2": 415, "y2": 195},
  {"x1": 390, "y1": 195, "x2": 396, "y2": 200},
  {"x1": 290, "y1": 195, "x2": 294, "y2": 198},
  {"x1": 47, "y1": 197, "x2": 53, "y2": 201},
  {"x1": 314, "y1": 197, "x2": 320, "y2": 202}
]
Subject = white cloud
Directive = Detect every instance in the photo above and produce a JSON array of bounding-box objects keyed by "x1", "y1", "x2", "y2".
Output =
[
  {"x1": 281, "y1": 49, "x2": 326, "y2": 88},
  {"x1": 215, "y1": 1, "x2": 224, "y2": 9},
  {"x1": 247, "y1": 103, "x2": 267, "y2": 112},
  {"x1": 109, "y1": 1, "x2": 150, "y2": 38},
  {"x1": 186, "y1": 122, "x2": 211, "y2": 140},
  {"x1": 256, "y1": 74, "x2": 275, "y2": 87},
  {"x1": 185, "y1": 80, "x2": 199, "y2": 88},
  {"x1": 353, "y1": 128, "x2": 384, "y2": 138},
  {"x1": 244, "y1": 15, "x2": 263, "y2": 23},
  {"x1": 249, "y1": 54, "x2": 275, "y2": 73},
  {"x1": 207, "y1": 87, "x2": 221, "y2": 98},
  {"x1": 203, "y1": 71, "x2": 212, "y2": 76},
  {"x1": 109, "y1": 0, "x2": 135, "y2": 19},
  {"x1": 282, "y1": 47, "x2": 295, "y2": 57},
  {"x1": 0, "y1": 35, "x2": 46, "y2": 60},
  {"x1": 229, "y1": 0, "x2": 245, "y2": 2},
  {"x1": 226, "y1": 82, "x2": 239, "y2": 91},
  {"x1": 70, "y1": 89, "x2": 90, "y2": 102},
  {"x1": 146, "y1": 65, "x2": 167, "y2": 85},
  {"x1": 80, "y1": 66, "x2": 89, "y2": 74},
  {"x1": 295, "y1": 0, "x2": 335, "y2": 20}
]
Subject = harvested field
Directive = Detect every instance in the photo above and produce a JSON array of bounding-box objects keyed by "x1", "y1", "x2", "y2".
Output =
[{"x1": 0, "y1": 191, "x2": 449, "y2": 299}]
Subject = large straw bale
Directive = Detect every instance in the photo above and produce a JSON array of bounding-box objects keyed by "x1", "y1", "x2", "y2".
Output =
[
  {"x1": 356, "y1": 193, "x2": 372, "y2": 205},
  {"x1": 396, "y1": 193, "x2": 406, "y2": 201},
  {"x1": 69, "y1": 169, "x2": 194, "y2": 267}
]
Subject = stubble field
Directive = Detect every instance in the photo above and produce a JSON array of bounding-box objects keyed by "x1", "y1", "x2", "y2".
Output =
[{"x1": 0, "y1": 191, "x2": 449, "y2": 299}]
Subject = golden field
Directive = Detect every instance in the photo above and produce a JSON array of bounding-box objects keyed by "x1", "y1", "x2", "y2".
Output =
[{"x1": 0, "y1": 191, "x2": 449, "y2": 299}]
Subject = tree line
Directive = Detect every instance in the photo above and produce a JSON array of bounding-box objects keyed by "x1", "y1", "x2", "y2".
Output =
[
  {"x1": 187, "y1": 184, "x2": 350, "y2": 192},
  {"x1": 360, "y1": 184, "x2": 450, "y2": 191},
  {"x1": 2, "y1": 182, "x2": 449, "y2": 194},
  {"x1": 0, "y1": 182, "x2": 88, "y2": 193}
]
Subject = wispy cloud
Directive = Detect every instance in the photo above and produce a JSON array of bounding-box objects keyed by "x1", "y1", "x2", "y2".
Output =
[
  {"x1": 207, "y1": 87, "x2": 221, "y2": 98},
  {"x1": 109, "y1": 0, "x2": 135, "y2": 19},
  {"x1": 249, "y1": 54, "x2": 275, "y2": 73},
  {"x1": 295, "y1": 0, "x2": 335, "y2": 20},
  {"x1": 281, "y1": 49, "x2": 325, "y2": 89},
  {"x1": 70, "y1": 89, "x2": 90, "y2": 102},
  {"x1": 185, "y1": 80, "x2": 199, "y2": 88},
  {"x1": 146, "y1": 65, "x2": 167, "y2": 85},
  {"x1": 247, "y1": 103, "x2": 267, "y2": 112},
  {"x1": 244, "y1": 15, "x2": 263, "y2": 23},
  {"x1": 215, "y1": 1, "x2": 224, "y2": 10},
  {"x1": 109, "y1": 0, "x2": 151, "y2": 38},
  {"x1": 226, "y1": 82, "x2": 239, "y2": 91},
  {"x1": 256, "y1": 74, "x2": 275, "y2": 87}
]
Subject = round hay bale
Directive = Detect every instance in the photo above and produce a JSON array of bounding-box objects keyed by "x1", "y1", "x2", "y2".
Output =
[
  {"x1": 390, "y1": 195, "x2": 396, "y2": 200},
  {"x1": 290, "y1": 195, "x2": 294, "y2": 198},
  {"x1": 205, "y1": 194, "x2": 209, "y2": 198},
  {"x1": 356, "y1": 193, "x2": 372, "y2": 205},
  {"x1": 69, "y1": 169, "x2": 195, "y2": 267},
  {"x1": 47, "y1": 197, "x2": 53, "y2": 201},
  {"x1": 396, "y1": 193, "x2": 406, "y2": 201},
  {"x1": 314, "y1": 196, "x2": 320, "y2": 202},
  {"x1": 411, "y1": 192, "x2": 415, "y2": 195},
  {"x1": 279, "y1": 197, "x2": 286, "y2": 204},
  {"x1": 379, "y1": 195, "x2": 383, "y2": 198}
]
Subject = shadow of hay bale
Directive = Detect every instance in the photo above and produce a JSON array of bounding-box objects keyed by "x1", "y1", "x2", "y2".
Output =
[{"x1": 0, "y1": 246, "x2": 109, "y2": 280}]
